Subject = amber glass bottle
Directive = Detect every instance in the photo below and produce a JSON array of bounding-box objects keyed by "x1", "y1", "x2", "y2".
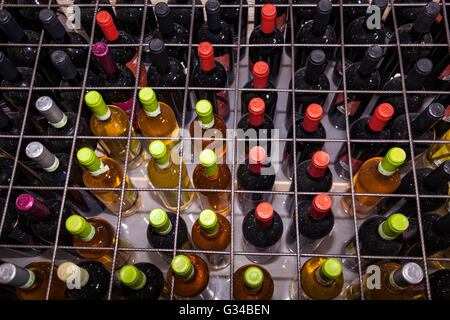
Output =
[
  {"x1": 233, "y1": 264, "x2": 274, "y2": 300},
  {"x1": 77, "y1": 147, "x2": 140, "y2": 216},
  {"x1": 342, "y1": 147, "x2": 406, "y2": 218},
  {"x1": 65, "y1": 214, "x2": 134, "y2": 270},
  {"x1": 167, "y1": 254, "x2": 213, "y2": 299},
  {"x1": 0, "y1": 261, "x2": 67, "y2": 300},
  {"x1": 345, "y1": 262, "x2": 424, "y2": 300},
  {"x1": 192, "y1": 209, "x2": 231, "y2": 270},
  {"x1": 193, "y1": 149, "x2": 232, "y2": 215},
  {"x1": 189, "y1": 99, "x2": 227, "y2": 160}
]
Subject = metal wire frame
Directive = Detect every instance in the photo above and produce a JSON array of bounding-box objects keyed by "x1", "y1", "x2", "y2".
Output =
[{"x1": 0, "y1": 0, "x2": 447, "y2": 301}]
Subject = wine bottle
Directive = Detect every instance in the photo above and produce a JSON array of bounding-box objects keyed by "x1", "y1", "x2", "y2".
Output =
[
  {"x1": 286, "y1": 194, "x2": 334, "y2": 253},
  {"x1": 428, "y1": 270, "x2": 450, "y2": 300},
  {"x1": 377, "y1": 58, "x2": 433, "y2": 121},
  {"x1": 342, "y1": 0, "x2": 370, "y2": 26},
  {"x1": 345, "y1": 261, "x2": 423, "y2": 300},
  {"x1": 426, "y1": 45, "x2": 450, "y2": 92},
  {"x1": 283, "y1": 103, "x2": 326, "y2": 180},
  {"x1": 57, "y1": 261, "x2": 110, "y2": 300},
  {"x1": 191, "y1": 41, "x2": 230, "y2": 121},
  {"x1": 34, "y1": 96, "x2": 96, "y2": 153},
  {"x1": 147, "y1": 208, "x2": 193, "y2": 263},
  {"x1": 189, "y1": 99, "x2": 227, "y2": 160},
  {"x1": 193, "y1": 149, "x2": 232, "y2": 216},
  {"x1": 147, "y1": 38, "x2": 191, "y2": 124},
  {"x1": 233, "y1": 264, "x2": 274, "y2": 300},
  {"x1": 220, "y1": 0, "x2": 248, "y2": 62},
  {"x1": 65, "y1": 214, "x2": 134, "y2": 270},
  {"x1": 73, "y1": 0, "x2": 116, "y2": 40},
  {"x1": 291, "y1": 258, "x2": 343, "y2": 300},
  {"x1": 92, "y1": 41, "x2": 141, "y2": 131},
  {"x1": 380, "y1": 2, "x2": 440, "y2": 83},
  {"x1": 334, "y1": 103, "x2": 394, "y2": 180},
  {"x1": 84, "y1": 90, "x2": 145, "y2": 169},
  {"x1": 420, "y1": 129, "x2": 450, "y2": 169},
  {"x1": 191, "y1": 209, "x2": 231, "y2": 270},
  {"x1": 242, "y1": 202, "x2": 283, "y2": 264},
  {"x1": 115, "y1": 0, "x2": 157, "y2": 37},
  {"x1": 25, "y1": 141, "x2": 105, "y2": 216},
  {"x1": 431, "y1": 95, "x2": 450, "y2": 138},
  {"x1": 241, "y1": 61, "x2": 278, "y2": 120},
  {"x1": 147, "y1": 140, "x2": 195, "y2": 212},
  {"x1": 0, "y1": 262, "x2": 67, "y2": 300},
  {"x1": 76, "y1": 148, "x2": 140, "y2": 217},
  {"x1": 198, "y1": 0, "x2": 234, "y2": 84},
  {"x1": 119, "y1": 263, "x2": 164, "y2": 300},
  {"x1": 137, "y1": 87, "x2": 180, "y2": 146},
  {"x1": 167, "y1": 254, "x2": 213, "y2": 299},
  {"x1": 342, "y1": 147, "x2": 406, "y2": 218},
  {"x1": 249, "y1": 4, "x2": 283, "y2": 85},
  {"x1": 168, "y1": 0, "x2": 205, "y2": 44},
  {"x1": 50, "y1": 50, "x2": 102, "y2": 119},
  {"x1": 329, "y1": 45, "x2": 383, "y2": 130},
  {"x1": 39, "y1": 9, "x2": 89, "y2": 69},
  {"x1": 0, "y1": 9, "x2": 59, "y2": 86},
  {"x1": 237, "y1": 146, "x2": 275, "y2": 213},
  {"x1": 15, "y1": 0, "x2": 47, "y2": 31},
  {"x1": 255, "y1": 0, "x2": 288, "y2": 32},
  {"x1": 237, "y1": 98, "x2": 274, "y2": 158},
  {"x1": 294, "y1": 0, "x2": 336, "y2": 70},
  {"x1": 342, "y1": 213, "x2": 409, "y2": 272},
  {"x1": 153, "y1": 2, "x2": 189, "y2": 67},
  {"x1": 286, "y1": 151, "x2": 333, "y2": 214},
  {"x1": 286, "y1": 50, "x2": 329, "y2": 129}
]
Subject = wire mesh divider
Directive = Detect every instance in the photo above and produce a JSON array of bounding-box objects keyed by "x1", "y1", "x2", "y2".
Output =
[{"x1": 0, "y1": 0, "x2": 447, "y2": 301}]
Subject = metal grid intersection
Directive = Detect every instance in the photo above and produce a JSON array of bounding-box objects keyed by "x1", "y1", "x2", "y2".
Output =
[{"x1": 0, "y1": 0, "x2": 447, "y2": 301}]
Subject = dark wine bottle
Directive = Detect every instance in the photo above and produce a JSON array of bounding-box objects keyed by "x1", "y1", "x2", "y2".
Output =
[
  {"x1": 286, "y1": 150, "x2": 332, "y2": 213},
  {"x1": 115, "y1": 0, "x2": 157, "y2": 37},
  {"x1": 146, "y1": 208, "x2": 193, "y2": 263},
  {"x1": 237, "y1": 146, "x2": 276, "y2": 213},
  {"x1": 283, "y1": 103, "x2": 326, "y2": 180},
  {"x1": 431, "y1": 95, "x2": 449, "y2": 138},
  {"x1": 342, "y1": 0, "x2": 370, "y2": 26},
  {"x1": 242, "y1": 202, "x2": 283, "y2": 264},
  {"x1": 334, "y1": 103, "x2": 394, "y2": 180},
  {"x1": 25, "y1": 141, "x2": 105, "y2": 216},
  {"x1": 153, "y1": 2, "x2": 189, "y2": 67},
  {"x1": 57, "y1": 261, "x2": 110, "y2": 300},
  {"x1": 241, "y1": 61, "x2": 278, "y2": 120},
  {"x1": 74, "y1": 0, "x2": 116, "y2": 40},
  {"x1": 428, "y1": 269, "x2": 450, "y2": 300},
  {"x1": 92, "y1": 42, "x2": 140, "y2": 130},
  {"x1": 254, "y1": 0, "x2": 288, "y2": 32},
  {"x1": 286, "y1": 194, "x2": 334, "y2": 253},
  {"x1": 191, "y1": 41, "x2": 230, "y2": 121},
  {"x1": 16, "y1": 0, "x2": 48, "y2": 31},
  {"x1": 394, "y1": 0, "x2": 434, "y2": 28},
  {"x1": 220, "y1": 0, "x2": 248, "y2": 62},
  {"x1": 249, "y1": 4, "x2": 283, "y2": 85},
  {"x1": 237, "y1": 98, "x2": 274, "y2": 158},
  {"x1": 328, "y1": 45, "x2": 383, "y2": 130},
  {"x1": 34, "y1": 96, "x2": 97, "y2": 153},
  {"x1": 198, "y1": 0, "x2": 234, "y2": 84},
  {"x1": 168, "y1": 0, "x2": 205, "y2": 44},
  {"x1": 286, "y1": 49, "x2": 329, "y2": 129},
  {"x1": 0, "y1": 9, "x2": 60, "y2": 86},
  {"x1": 376, "y1": 58, "x2": 433, "y2": 121},
  {"x1": 119, "y1": 263, "x2": 164, "y2": 300},
  {"x1": 294, "y1": 0, "x2": 336, "y2": 70},
  {"x1": 39, "y1": 9, "x2": 89, "y2": 69},
  {"x1": 147, "y1": 38, "x2": 191, "y2": 124}
]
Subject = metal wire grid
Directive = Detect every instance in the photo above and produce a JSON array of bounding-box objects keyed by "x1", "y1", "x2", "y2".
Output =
[{"x1": 0, "y1": 0, "x2": 447, "y2": 301}]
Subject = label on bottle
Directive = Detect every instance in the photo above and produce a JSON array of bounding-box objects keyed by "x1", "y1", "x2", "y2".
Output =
[
  {"x1": 216, "y1": 90, "x2": 230, "y2": 120},
  {"x1": 276, "y1": 13, "x2": 287, "y2": 31},
  {"x1": 112, "y1": 98, "x2": 141, "y2": 131},
  {"x1": 438, "y1": 64, "x2": 450, "y2": 81},
  {"x1": 214, "y1": 53, "x2": 231, "y2": 72},
  {"x1": 126, "y1": 52, "x2": 147, "y2": 87},
  {"x1": 335, "y1": 93, "x2": 361, "y2": 116},
  {"x1": 443, "y1": 104, "x2": 450, "y2": 122},
  {"x1": 338, "y1": 149, "x2": 364, "y2": 176}
]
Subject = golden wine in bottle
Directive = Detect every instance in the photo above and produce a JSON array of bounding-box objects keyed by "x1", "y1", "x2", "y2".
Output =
[
  {"x1": 419, "y1": 129, "x2": 450, "y2": 169},
  {"x1": 77, "y1": 147, "x2": 140, "y2": 216}
]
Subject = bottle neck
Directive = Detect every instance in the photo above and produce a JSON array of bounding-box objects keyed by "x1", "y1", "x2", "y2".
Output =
[
  {"x1": 309, "y1": 204, "x2": 328, "y2": 220},
  {"x1": 307, "y1": 161, "x2": 326, "y2": 178},
  {"x1": 86, "y1": 158, "x2": 110, "y2": 177},
  {"x1": 315, "y1": 266, "x2": 334, "y2": 286}
]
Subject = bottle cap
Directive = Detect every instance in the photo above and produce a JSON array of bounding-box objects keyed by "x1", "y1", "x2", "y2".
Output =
[
  {"x1": 199, "y1": 149, "x2": 218, "y2": 176},
  {"x1": 320, "y1": 258, "x2": 342, "y2": 280},
  {"x1": 0, "y1": 10, "x2": 25, "y2": 43},
  {"x1": 77, "y1": 147, "x2": 102, "y2": 173},
  {"x1": 249, "y1": 146, "x2": 267, "y2": 174},
  {"x1": 198, "y1": 42, "x2": 215, "y2": 72},
  {"x1": 149, "y1": 140, "x2": 169, "y2": 166},
  {"x1": 253, "y1": 61, "x2": 269, "y2": 89},
  {"x1": 413, "y1": 2, "x2": 441, "y2": 34},
  {"x1": 155, "y1": 2, "x2": 174, "y2": 35},
  {"x1": 372, "y1": 0, "x2": 388, "y2": 12},
  {"x1": 0, "y1": 51, "x2": 19, "y2": 81},
  {"x1": 96, "y1": 11, "x2": 119, "y2": 41},
  {"x1": 198, "y1": 209, "x2": 219, "y2": 235},
  {"x1": 379, "y1": 147, "x2": 406, "y2": 174},
  {"x1": 411, "y1": 103, "x2": 445, "y2": 136},
  {"x1": 51, "y1": 50, "x2": 78, "y2": 80},
  {"x1": 92, "y1": 42, "x2": 117, "y2": 75},
  {"x1": 303, "y1": 103, "x2": 323, "y2": 133},
  {"x1": 248, "y1": 97, "x2": 265, "y2": 126},
  {"x1": 308, "y1": 151, "x2": 330, "y2": 178},
  {"x1": 380, "y1": 213, "x2": 409, "y2": 240},
  {"x1": 244, "y1": 266, "x2": 264, "y2": 290},
  {"x1": 312, "y1": 0, "x2": 332, "y2": 35},
  {"x1": 149, "y1": 208, "x2": 172, "y2": 235},
  {"x1": 35, "y1": 96, "x2": 67, "y2": 128},
  {"x1": 369, "y1": 103, "x2": 394, "y2": 132},
  {"x1": 424, "y1": 160, "x2": 450, "y2": 190},
  {"x1": 119, "y1": 265, "x2": 146, "y2": 289},
  {"x1": 57, "y1": 262, "x2": 89, "y2": 287},
  {"x1": 149, "y1": 38, "x2": 170, "y2": 71},
  {"x1": 395, "y1": 262, "x2": 424, "y2": 286},
  {"x1": 85, "y1": 90, "x2": 109, "y2": 118},
  {"x1": 312, "y1": 194, "x2": 332, "y2": 217},
  {"x1": 305, "y1": 50, "x2": 327, "y2": 82},
  {"x1": 39, "y1": 9, "x2": 66, "y2": 41},
  {"x1": 406, "y1": 58, "x2": 433, "y2": 90},
  {"x1": 65, "y1": 215, "x2": 95, "y2": 239},
  {"x1": 206, "y1": 0, "x2": 221, "y2": 32},
  {"x1": 25, "y1": 141, "x2": 59, "y2": 172},
  {"x1": 196, "y1": 99, "x2": 214, "y2": 126},
  {"x1": 15, "y1": 193, "x2": 50, "y2": 220},
  {"x1": 255, "y1": 202, "x2": 274, "y2": 223},
  {"x1": 261, "y1": 4, "x2": 276, "y2": 34},
  {"x1": 359, "y1": 45, "x2": 383, "y2": 76},
  {"x1": 0, "y1": 263, "x2": 31, "y2": 287},
  {"x1": 171, "y1": 255, "x2": 193, "y2": 278},
  {"x1": 139, "y1": 87, "x2": 159, "y2": 114}
]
